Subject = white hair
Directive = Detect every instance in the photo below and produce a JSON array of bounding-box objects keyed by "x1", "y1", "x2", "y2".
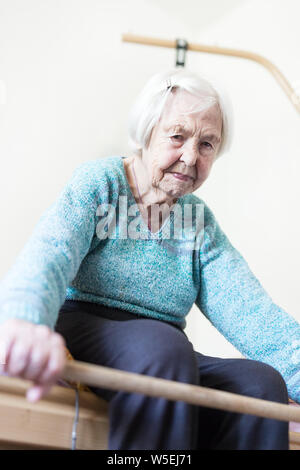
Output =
[{"x1": 128, "y1": 69, "x2": 234, "y2": 159}]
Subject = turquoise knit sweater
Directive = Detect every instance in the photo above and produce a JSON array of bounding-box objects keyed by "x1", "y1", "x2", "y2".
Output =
[{"x1": 0, "y1": 155, "x2": 300, "y2": 402}]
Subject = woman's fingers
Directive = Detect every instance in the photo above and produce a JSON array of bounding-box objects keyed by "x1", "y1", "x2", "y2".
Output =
[
  {"x1": 26, "y1": 382, "x2": 56, "y2": 403},
  {"x1": 0, "y1": 318, "x2": 67, "y2": 402},
  {"x1": 5, "y1": 338, "x2": 33, "y2": 376},
  {"x1": 26, "y1": 337, "x2": 67, "y2": 402},
  {"x1": 21, "y1": 325, "x2": 53, "y2": 381},
  {"x1": 0, "y1": 318, "x2": 29, "y2": 374},
  {"x1": 35, "y1": 333, "x2": 66, "y2": 384}
]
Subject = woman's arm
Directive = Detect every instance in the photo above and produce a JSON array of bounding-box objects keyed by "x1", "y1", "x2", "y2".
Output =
[
  {"x1": 195, "y1": 203, "x2": 300, "y2": 404},
  {"x1": 0, "y1": 161, "x2": 100, "y2": 330}
]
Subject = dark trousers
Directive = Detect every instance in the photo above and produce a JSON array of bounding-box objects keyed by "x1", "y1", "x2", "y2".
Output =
[{"x1": 55, "y1": 300, "x2": 289, "y2": 450}]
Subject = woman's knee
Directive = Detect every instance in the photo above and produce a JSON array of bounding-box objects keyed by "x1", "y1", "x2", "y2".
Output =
[
  {"x1": 234, "y1": 359, "x2": 288, "y2": 403},
  {"x1": 122, "y1": 320, "x2": 199, "y2": 382}
]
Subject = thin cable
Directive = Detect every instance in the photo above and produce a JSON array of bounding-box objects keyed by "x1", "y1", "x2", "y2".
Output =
[{"x1": 71, "y1": 387, "x2": 80, "y2": 450}]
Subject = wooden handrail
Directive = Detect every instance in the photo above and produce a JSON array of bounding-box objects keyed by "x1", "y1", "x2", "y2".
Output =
[
  {"x1": 122, "y1": 33, "x2": 300, "y2": 114},
  {"x1": 63, "y1": 359, "x2": 300, "y2": 424}
]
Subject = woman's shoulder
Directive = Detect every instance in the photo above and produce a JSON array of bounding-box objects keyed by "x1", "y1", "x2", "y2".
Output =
[
  {"x1": 66, "y1": 156, "x2": 125, "y2": 196},
  {"x1": 70, "y1": 155, "x2": 123, "y2": 179}
]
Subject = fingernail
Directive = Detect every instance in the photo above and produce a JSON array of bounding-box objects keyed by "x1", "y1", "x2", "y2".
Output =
[{"x1": 27, "y1": 388, "x2": 40, "y2": 402}]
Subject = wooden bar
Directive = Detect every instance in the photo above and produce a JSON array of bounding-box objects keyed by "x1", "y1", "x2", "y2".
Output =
[
  {"x1": 121, "y1": 33, "x2": 300, "y2": 114},
  {"x1": 0, "y1": 371, "x2": 299, "y2": 449},
  {"x1": 0, "y1": 375, "x2": 109, "y2": 450},
  {"x1": 289, "y1": 432, "x2": 300, "y2": 450},
  {"x1": 63, "y1": 360, "x2": 300, "y2": 425}
]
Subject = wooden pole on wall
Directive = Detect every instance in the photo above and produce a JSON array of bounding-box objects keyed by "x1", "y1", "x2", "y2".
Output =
[{"x1": 121, "y1": 33, "x2": 300, "y2": 114}]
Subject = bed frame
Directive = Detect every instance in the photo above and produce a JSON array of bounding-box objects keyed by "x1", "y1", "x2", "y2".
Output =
[{"x1": 0, "y1": 374, "x2": 299, "y2": 450}]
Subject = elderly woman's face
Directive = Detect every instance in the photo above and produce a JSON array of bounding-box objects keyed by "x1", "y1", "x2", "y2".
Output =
[{"x1": 142, "y1": 90, "x2": 223, "y2": 199}]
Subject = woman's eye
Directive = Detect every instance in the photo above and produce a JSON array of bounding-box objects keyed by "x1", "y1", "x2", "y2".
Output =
[
  {"x1": 171, "y1": 135, "x2": 183, "y2": 142},
  {"x1": 201, "y1": 141, "x2": 213, "y2": 149}
]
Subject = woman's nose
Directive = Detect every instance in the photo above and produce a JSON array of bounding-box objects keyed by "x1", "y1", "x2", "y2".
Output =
[{"x1": 179, "y1": 144, "x2": 198, "y2": 166}]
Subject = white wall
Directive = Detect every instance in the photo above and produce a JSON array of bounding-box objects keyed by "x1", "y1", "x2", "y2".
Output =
[
  {"x1": 0, "y1": 0, "x2": 299, "y2": 359},
  {"x1": 183, "y1": 0, "x2": 300, "y2": 356}
]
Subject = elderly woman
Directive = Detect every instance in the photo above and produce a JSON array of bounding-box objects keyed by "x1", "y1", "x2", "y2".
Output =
[{"x1": 0, "y1": 69, "x2": 299, "y2": 450}]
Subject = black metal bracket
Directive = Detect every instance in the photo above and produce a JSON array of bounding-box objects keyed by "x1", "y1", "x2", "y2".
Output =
[{"x1": 175, "y1": 38, "x2": 188, "y2": 67}]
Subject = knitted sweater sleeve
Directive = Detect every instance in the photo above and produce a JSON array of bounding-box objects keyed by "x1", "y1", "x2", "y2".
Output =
[
  {"x1": 195, "y1": 203, "x2": 300, "y2": 403},
  {"x1": 0, "y1": 162, "x2": 99, "y2": 330}
]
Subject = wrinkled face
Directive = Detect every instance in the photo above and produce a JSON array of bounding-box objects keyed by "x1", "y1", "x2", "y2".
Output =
[{"x1": 142, "y1": 90, "x2": 223, "y2": 199}]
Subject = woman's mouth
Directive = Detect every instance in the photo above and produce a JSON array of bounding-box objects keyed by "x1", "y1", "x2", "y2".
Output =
[{"x1": 170, "y1": 172, "x2": 193, "y2": 182}]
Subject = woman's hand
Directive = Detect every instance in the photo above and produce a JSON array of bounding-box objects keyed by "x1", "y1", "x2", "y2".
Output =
[{"x1": 0, "y1": 318, "x2": 67, "y2": 402}]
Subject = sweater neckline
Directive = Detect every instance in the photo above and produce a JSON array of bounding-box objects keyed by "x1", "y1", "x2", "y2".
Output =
[{"x1": 118, "y1": 156, "x2": 182, "y2": 238}]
